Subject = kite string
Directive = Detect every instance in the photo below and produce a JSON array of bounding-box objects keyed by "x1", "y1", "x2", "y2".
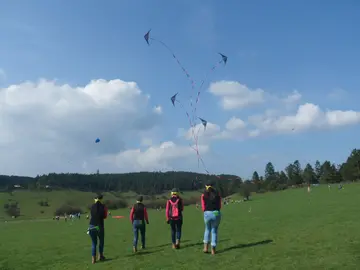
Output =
[
  {"x1": 176, "y1": 98, "x2": 207, "y2": 172},
  {"x1": 189, "y1": 59, "x2": 225, "y2": 174},
  {"x1": 148, "y1": 35, "x2": 222, "y2": 176},
  {"x1": 150, "y1": 37, "x2": 199, "y2": 119}
]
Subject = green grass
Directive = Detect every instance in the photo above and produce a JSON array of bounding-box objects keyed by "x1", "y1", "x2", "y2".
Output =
[
  {"x1": 1, "y1": 184, "x2": 360, "y2": 269},
  {"x1": 0, "y1": 190, "x2": 202, "y2": 220}
]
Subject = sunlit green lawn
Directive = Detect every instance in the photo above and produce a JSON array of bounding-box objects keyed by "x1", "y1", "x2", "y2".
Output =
[{"x1": 1, "y1": 184, "x2": 360, "y2": 269}]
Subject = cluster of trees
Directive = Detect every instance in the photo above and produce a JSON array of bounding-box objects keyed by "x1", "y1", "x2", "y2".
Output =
[
  {"x1": 256, "y1": 148, "x2": 360, "y2": 191},
  {"x1": 3, "y1": 200, "x2": 20, "y2": 217},
  {"x1": 0, "y1": 149, "x2": 359, "y2": 198}
]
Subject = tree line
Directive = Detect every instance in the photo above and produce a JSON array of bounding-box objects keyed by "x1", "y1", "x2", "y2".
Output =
[{"x1": 0, "y1": 148, "x2": 359, "y2": 198}]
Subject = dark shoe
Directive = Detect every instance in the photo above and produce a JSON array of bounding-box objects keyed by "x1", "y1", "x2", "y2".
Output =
[{"x1": 98, "y1": 254, "x2": 106, "y2": 261}]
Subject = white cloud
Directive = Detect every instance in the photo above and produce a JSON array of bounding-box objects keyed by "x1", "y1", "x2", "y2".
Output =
[
  {"x1": 0, "y1": 78, "x2": 162, "y2": 175},
  {"x1": 249, "y1": 103, "x2": 360, "y2": 135},
  {"x1": 153, "y1": 105, "x2": 162, "y2": 114},
  {"x1": 282, "y1": 90, "x2": 302, "y2": 105},
  {"x1": 184, "y1": 117, "x2": 249, "y2": 142},
  {"x1": 101, "y1": 141, "x2": 209, "y2": 171},
  {"x1": 209, "y1": 81, "x2": 265, "y2": 110},
  {"x1": 225, "y1": 117, "x2": 247, "y2": 131},
  {"x1": 184, "y1": 122, "x2": 221, "y2": 142},
  {"x1": 141, "y1": 137, "x2": 153, "y2": 146},
  {"x1": 209, "y1": 81, "x2": 303, "y2": 111}
]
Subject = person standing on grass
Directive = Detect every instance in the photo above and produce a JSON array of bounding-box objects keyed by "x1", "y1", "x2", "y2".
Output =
[
  {"x1": 166, "y1": 188, "x2": 184, "y2": 249},
  {"x1": 129, "y1": 196, "x2": 149, "y2": 253},
  {"x1": 88, "y1": 194, "x2": 108, "y2": 264},
  {"x1": 201, "y1": 181, "x2": 221, "y2": 255}
]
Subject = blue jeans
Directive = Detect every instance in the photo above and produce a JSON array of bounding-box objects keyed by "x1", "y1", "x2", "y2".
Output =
[
  {"x1": 89, "y1": 226, "x2": 104, "y2": 256},
  {"x1": 203, "y1": 211, "x2": 221, "y2": 247},
  {"x1": 169, "y1": 219, "x2": 182, "y2": 244},
  {"x1": 133, "y1": 220, "x2": 146, "y2": 248}
]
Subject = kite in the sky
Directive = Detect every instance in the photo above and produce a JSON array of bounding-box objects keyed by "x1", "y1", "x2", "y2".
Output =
[
  {"x1": 171, "y1": 93, "x2": 178, "y2": 106},
  {"x1": 199, "y1": 117, "x2": 207, "y2": 130},
  {"x1": 144, "y1": 29, "x2": 228, "y2": 176},
  {"x1": 144, "y1": 29, "x2": 151, "y2": 45},
  {"x1": 95, "y1": 138, "x2": 100, "y2": 143},
  {"x1": 219, "y1": 53, "x2": 228, "y2": 65}
]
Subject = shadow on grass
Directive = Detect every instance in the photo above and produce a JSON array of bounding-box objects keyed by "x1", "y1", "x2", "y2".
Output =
[
  {"x1": 94, "y1": 256, "x2": 120, "y2": 263},
  {"x1": 217, "y1": 239, "x2": 273, "y2": 254},
  {"x1": 125, "y1": 249, "x2": 163, "y2": 257},
  {"x1": 153, "y1": 239, "x2": 190, "y2": 248},
  {"x1": 181, "y1": 239, "x2": 230, "y2": 249}
]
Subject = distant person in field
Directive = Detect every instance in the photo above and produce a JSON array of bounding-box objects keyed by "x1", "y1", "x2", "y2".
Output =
[
  {"x1": 166, "y1": 188, "x2": 184, "y2": 249},
  {"x1": 88, "y1": 194, "x2": 108, "y2": 264},
  {"x1": 201, "y1": 181, "x2": 222, "y2": 255},
  {"x1": 129, "y1": 196, "x2": 149, "y2": 253}
]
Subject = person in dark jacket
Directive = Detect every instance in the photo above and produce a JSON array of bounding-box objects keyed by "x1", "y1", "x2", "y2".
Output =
[
  {"x1": 165, "y1": 188, "x2": 184, "y2": 249},
  {"x1": 129, "y1": 196, "x2": 149, "y2": 252},
  {"x1": 201, "y1": 181, "x2": 221, "y2": 255},
  {"x1": 88, "y1": 194, "x2": 108, "y2": 264}
]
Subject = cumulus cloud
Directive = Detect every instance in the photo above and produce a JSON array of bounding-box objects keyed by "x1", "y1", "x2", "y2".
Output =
[
  {"x1": 0, "y1": 78, "x2": 162, "y2": 175},
  {"x1": 282, "y1": 90, "x2": 302, "y2": 106},
  {"x1": 153, "y1": 105, "x2": 162, "y2": 115},
  {"x1": 209, "y1": 81, "x2": 265, "y2": 110},
  {"x1": 101, "y1": 141, "x2": 209, "y2": 171},
  {"x1": 182, "y1": 103, "x2": 360, "y2": 143},
  {"x1": 209, "y1": 81, "x2": 303, "y2": 111},
  {"x1": 249, "y1": 103, "x2": 360, "y2": 135},
  {"x1": 183, "y1": 117, "x2": 248, "y2": 142}
]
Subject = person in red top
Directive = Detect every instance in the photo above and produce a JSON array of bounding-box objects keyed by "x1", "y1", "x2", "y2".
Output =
[
  {"x1": 88, "y1": 194, "x2": 108, "y2": 264},
  {"x1": 201, "y1": 181, "x2": 221, "y2": 255},
  {"x1": 129, "y1": 196, "x2": 149, "y2": 252},
  {"x1": 166, "y1": 188, "x2": 184, "y2": 249}
]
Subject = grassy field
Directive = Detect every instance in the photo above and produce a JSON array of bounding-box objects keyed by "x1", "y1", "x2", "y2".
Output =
[
  {"x1": 1, "y1": 184, "x2": 360, "y2": 269},
  {"x1": 0, "y1": 190, "x2": 202, "y2": 220}
]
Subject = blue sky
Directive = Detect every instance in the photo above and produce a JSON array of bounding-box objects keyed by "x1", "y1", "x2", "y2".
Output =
[{"x1": 0, "y1": 1, "x2": 359, "y2": 178}]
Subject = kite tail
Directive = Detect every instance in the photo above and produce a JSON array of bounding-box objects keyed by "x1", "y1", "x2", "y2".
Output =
[
  {"x1": 150, "y1": 38, "x2": 196, "y2": 89},
  {"x1": 150, "y1": 37, "x2": 197, "y2": 114},
  {"x1": 192, "y1": 59, "x2": 223, "y2": 123},
  {"x1": 175, "y1": 100, "x2": 197, "y2": 145}
]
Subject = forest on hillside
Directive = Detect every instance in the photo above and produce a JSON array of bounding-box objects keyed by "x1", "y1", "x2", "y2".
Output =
[{"x1": 0, "y1": 149, "x2": 359, "y2": 197}]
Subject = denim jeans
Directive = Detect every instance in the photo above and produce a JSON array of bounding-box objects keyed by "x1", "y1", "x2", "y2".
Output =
[
  {"x1": 133, "y1": 220, "x2": 146, "y2": 248},
  {"x1": 203, "y1": 210, "x2": 221, "y2": 247},
  {"x1": 169, "y1": 219, "x2": 182, "y2": 244},
  {"x1": 89, "y1": 226, "x2": 104, "y2": 256}
]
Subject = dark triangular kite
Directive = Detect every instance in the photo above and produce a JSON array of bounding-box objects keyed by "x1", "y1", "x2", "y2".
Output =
[
  {"x1": 199, "y1": 117, "x2": 207, "y2": 129},
  {"x1": 171, "y1": 93, "x2": 178, "y2": 106},
  {"x1": 144, "y1": 29, "x2": 151, "y2": 45}
]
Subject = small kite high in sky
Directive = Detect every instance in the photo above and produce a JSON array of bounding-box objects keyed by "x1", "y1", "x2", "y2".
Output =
[
  {"x1": 95, "y1": 138, "x2": 100, "y2": 143},
  {"x1": 170, "y1": 93, "x2": 178, "y2": 107}
]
